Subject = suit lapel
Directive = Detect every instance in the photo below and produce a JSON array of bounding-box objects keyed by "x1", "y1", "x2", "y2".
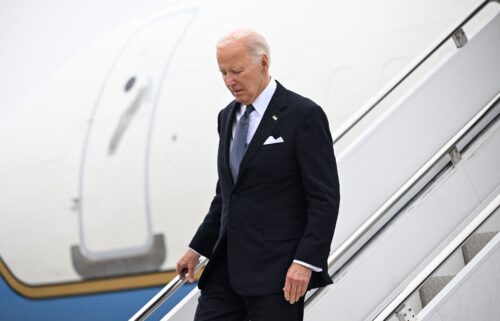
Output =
[
  {"x1": 223, "y1": 101, "x2": 240, "y2": 186},
  {"x1": 236, "y1": 83, "x2": 288, "y2": 184}
]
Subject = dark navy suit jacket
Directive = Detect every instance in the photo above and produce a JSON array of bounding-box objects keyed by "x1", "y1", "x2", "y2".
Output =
[{"x1": 190, "y1": 81, "x2": 340, "y2": 296}]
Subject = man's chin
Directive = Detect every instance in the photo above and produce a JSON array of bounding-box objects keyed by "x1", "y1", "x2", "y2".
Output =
[{"x1": 233, "y1": 97, "x2": 250, "y2": 105}]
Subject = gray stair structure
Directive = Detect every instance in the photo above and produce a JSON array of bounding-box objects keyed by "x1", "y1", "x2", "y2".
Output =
[
  {"x1": 160, "y1": 8, "x2": 500, "y2": 321},
  {"x1": 419, "y1": 229, "x2": 500, "y2": 321},
  {"x1": 419, "y1": 276, "x2": 454, "y2": 307},
  {"x1": 305, "y1": 10, "x2": 500, "y2": 321},
  {"x1": 418, "y1": 232, "x2": 498, "y2": 308},
  {"x1": 462, "y1": 231, "x2": 498, "y2": 263}
]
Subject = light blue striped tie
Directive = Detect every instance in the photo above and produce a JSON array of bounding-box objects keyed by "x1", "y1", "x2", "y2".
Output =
[{"x1": 230, "y1": 105, "x2": 254, "y2": 182}]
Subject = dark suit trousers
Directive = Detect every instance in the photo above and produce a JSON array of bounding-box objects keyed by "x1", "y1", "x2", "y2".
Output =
[{"x1": 194, "y1": 240, "x2": 304, "y2": 321}]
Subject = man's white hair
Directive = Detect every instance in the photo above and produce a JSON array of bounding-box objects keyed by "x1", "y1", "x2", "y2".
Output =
[{"x1": 216, "y1": 29, "x2": 271, "y2": 64}]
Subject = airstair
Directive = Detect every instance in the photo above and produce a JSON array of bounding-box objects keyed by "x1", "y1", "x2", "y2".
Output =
[{"x1": 130, "y1": 1, "x2": 500, "y2": 320}]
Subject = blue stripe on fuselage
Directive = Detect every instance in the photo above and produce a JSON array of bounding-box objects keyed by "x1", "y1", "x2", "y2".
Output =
[{"x1": 0, "y1": 274, "x2": 196, "y2": 321}]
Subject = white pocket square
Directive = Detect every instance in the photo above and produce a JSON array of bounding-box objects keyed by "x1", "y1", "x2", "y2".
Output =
[{"x1": 263, "y1": 136, "x2": 284, "y2": 145}]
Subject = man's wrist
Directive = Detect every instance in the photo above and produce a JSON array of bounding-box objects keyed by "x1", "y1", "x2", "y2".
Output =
[
  {"x1": 188, "y1": 247, "x2": 202, "y2": 257},
  {"x1": 293, "y1": 259, "x2": 322, "y2": 272}
]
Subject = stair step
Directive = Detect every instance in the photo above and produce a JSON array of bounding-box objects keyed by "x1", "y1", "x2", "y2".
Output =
[
  {"x1": 419, "y1": 275, "x2": 454, "y2": 307},
  {"x1": 418, "y1": 231, "x2": 498, "y2": 308},
  {"x1": 462, "y1": 231, "x2": 498, "y2": 264}
]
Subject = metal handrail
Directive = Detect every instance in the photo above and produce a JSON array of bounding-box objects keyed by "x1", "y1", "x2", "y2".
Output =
[
  {"x1": 129, "y1": 257, "x2": 208, "y2": 321},
  {"x1": 130, "y1": 1, "x2": 499, "y2": 319},
  {"x1": 332, "y1": 0, "x2": 497, "y2": 144},
  {"x1": 306, "y1": 93, "x2": 500, "y2": 306},
  {"x1": 374, "y1": 193, "x2": 500, "y2": 321}
]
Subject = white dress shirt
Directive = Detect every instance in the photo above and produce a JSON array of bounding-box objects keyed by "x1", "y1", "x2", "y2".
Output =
[{"x1": 231, "y1": 78, "x2": 277, "y2": 143}]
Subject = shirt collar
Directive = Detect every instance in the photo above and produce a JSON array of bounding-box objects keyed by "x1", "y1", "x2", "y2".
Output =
[{"x1": 243, "y1": 78, "x2": 277, "y2": 116}]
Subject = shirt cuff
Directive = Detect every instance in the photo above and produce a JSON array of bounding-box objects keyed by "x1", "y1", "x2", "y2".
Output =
[
  {"x1": 188, "y1": 247, "x2": 202, "y2": 257},
  {"x1": 293, "y1": 260, "x2": 322, "y2": 272}
]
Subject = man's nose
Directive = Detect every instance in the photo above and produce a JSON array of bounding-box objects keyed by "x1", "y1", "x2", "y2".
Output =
[{"x1": 224, "y1": 75, "x2": 236, "y2": 87}]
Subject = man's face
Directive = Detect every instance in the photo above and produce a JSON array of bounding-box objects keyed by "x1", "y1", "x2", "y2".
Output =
[{"x1": 217, "y1": 41, "x2": 269, "y2": 105}]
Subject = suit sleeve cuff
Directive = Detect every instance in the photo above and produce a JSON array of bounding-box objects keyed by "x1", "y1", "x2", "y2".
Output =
[{"x1": 293, "y1": 259, "x2": 322, "y2": 272}]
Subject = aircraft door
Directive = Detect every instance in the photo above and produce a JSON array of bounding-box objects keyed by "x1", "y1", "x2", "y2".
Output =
[{"x1": 72, "y1": 8, "x2": 197, "y2": 278}]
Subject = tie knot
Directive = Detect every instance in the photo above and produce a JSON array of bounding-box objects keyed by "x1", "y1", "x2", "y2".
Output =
[{"x1": 244, "y1": 104, "x2": 254, "y2": 116}]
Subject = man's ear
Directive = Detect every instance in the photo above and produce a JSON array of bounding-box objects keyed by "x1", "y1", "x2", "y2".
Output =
[{"x1": 261, "y1": 54, "x2": 270, "y2": 73}]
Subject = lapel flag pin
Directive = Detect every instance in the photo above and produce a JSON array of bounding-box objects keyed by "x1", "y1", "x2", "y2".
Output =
[{"x1": 272, "y1": 115, "x2": 278, "y2": 121}]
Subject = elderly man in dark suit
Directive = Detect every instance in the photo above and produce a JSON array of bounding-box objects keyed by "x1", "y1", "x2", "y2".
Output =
[{"x1": 176, "y1": 29, "x2": 340, "y2": 321}]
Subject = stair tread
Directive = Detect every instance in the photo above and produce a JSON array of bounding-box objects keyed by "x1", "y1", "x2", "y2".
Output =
[
  {"x1": 419, "y1": 275, "x2": 454, "y2": 307},
  {"x1": 462, "y1": 231, "x2": 498, "y2": 264}
]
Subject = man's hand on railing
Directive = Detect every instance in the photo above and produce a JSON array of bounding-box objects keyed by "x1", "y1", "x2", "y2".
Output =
[{"x1": 176, "y1": 249, "x2": 201, "y2": 283}]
